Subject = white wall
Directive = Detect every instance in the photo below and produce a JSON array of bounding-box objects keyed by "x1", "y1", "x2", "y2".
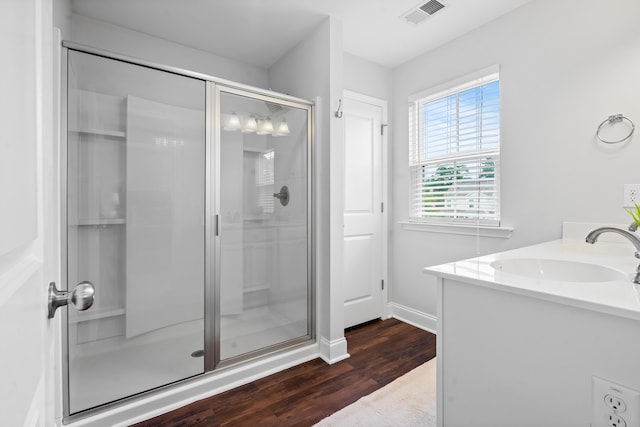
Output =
[
  {"x1": 69, "y1": 14, "x2": 268, "y2": 89},
  {"x1": 391, "y1": 0, "x2": 640, "y2": 320},
  {"x1": 344, "y1": 53, "x2": 393, "y2": 102},
  {"x1": 53, "y1": 0, "x2": 71, "y2": 39},
  {"x1": 269, "y1": 17, "x2": 348, "y2": 363}
]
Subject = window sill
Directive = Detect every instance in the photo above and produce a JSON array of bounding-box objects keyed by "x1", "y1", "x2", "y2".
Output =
[{"x1": 399, "y1": 221, "x2": 513, "y2": 239}]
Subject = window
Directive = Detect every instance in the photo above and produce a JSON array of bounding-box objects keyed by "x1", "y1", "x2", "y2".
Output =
[
  {"x1": 409, "y1": 67, "x2": 500, "y2": 226},
  {"x1": 256, "y1": 150, "x2": 275, "y2": 214}
]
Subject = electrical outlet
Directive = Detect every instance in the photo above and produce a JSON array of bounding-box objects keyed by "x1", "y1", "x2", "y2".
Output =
[
  {"x1": 606, "y1": 394, "x2": 628, "y2": 413},
  {"x1": 623, "y1": 184, "x2": 640, "y2": 207},
  {"x1": 605, "y1": 413, "x2": 626, "y2": 427},
  {"x1": 593, "y1": 377, "x2": 640, "y2": 427}
]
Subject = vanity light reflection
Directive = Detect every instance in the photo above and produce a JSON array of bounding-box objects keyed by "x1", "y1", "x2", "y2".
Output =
[
  {"x1": 273, "y1": 118, "x2": 290, "y2": 136},
  {"x1": 223, "y1": 112, "x2": 241, "y2": 131},
  {"x1": 241, "y1": 115, "x2": 258, "y2": 133},
  {"x1": 257, "y1": 117, "x2": 274, "y2": 135},
  {"x1": 223, "y1": 113, "x2": 290, "y2": 136}
]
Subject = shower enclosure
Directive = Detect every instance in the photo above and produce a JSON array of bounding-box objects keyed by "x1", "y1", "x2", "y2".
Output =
[{"x1": 61, "y1": 44, "x2": 313, "y2": 419}]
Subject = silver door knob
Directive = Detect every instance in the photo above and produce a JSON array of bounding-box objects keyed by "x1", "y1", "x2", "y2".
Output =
[{"x1": 47, "y1": 281, "x2": 95, "y2": 319}]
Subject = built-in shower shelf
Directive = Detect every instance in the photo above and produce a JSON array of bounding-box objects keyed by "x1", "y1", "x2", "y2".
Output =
[
  {"x1": 71, "y1": 128, "x2": 126, "y2": 138},
  {"x1": 244, "y1": 284, "x2": 271, "y2": 293},
  {"x1": 73, "y1": 307, "x2": 125, "y2": 323},
  {"x1": 76, "y1": 218, "x2": 126, "y2": 226}
]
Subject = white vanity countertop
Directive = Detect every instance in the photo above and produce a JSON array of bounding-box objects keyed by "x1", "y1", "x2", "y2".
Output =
[{"x1": 425, "y1": 237, "x2": 640, "y2": 321}]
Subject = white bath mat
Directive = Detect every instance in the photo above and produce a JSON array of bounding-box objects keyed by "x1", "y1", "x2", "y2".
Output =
[{"x1": 314, "y1": 357, "x2": 437, "y2": 427}]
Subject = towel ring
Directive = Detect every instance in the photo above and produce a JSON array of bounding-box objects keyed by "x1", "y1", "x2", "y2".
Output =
[{"x1": 596, "y1": 114, "x2": 635, "y2": 144}]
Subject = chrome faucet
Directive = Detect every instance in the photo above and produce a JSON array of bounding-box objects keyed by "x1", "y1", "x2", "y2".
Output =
[{"x1": 585, "y1": 227, "x2": 640, "y2": 284}]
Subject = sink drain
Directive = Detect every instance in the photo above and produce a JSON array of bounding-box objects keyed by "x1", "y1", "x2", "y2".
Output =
[{"x1": 190, "y1": 349, "x2": 204, "y2": 358}]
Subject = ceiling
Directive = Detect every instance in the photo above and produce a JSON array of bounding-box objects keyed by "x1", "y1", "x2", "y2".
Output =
[{"x1": 71, "y1": 0, "x2": 534, "y2": 69}]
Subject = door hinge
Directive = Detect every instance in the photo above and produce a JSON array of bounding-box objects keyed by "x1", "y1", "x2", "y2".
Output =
[
  {"x1": 215, "y1": 214, "x2": 220, "y2": 236},
  {"x1": 381, "y1": 124, "x2": 388, "y2": 135},
  {"x1": 381, "y1": 202, "x2": 384, "y2": 213},
  {"x1": 381, "y1": 279, "x2": 385, "y2": 290}
]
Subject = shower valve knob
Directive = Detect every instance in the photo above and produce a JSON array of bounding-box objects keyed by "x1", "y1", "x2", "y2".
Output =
[
  {"x1": 273, "y1": 185, "x2": 290, "y2": 206},
  {"x1": 47, "y1": 281, "x2": 95, "y2": 319}
]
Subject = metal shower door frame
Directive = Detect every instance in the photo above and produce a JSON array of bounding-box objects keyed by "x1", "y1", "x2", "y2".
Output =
[
  {"x1": 60, "y1": 41, "x2": 315, "y2": 422},
  {"x1": 211, "y1": 84, "x2": 315, "y2": 370}
]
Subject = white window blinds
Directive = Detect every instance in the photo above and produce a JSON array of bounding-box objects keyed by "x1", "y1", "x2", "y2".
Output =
[{"x1": 409, "y1": 69, "x2": 500, "y2": 225}]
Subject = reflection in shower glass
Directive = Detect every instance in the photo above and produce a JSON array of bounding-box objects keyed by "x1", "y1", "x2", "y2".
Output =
[
  {"x1": 218, "y1": 91, "x2": 310, "y2": 361},
  {"x1": 66, "y1": 51, "x2": 205, "y2": 414}
]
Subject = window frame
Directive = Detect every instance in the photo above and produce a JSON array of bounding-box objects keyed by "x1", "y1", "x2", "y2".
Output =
[{"x1": 408, "y1": 65, "x2": 501, "y2": 227}]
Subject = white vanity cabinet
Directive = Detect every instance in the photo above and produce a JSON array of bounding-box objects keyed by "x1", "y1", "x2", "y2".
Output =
[{"x1": 428, "y1": 237, "x2": 640, "y2": 427}]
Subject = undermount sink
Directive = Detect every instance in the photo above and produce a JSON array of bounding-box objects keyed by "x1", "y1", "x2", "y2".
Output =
[{"x1": 490, "y1": 258, "x2": 626, "y2": 282}]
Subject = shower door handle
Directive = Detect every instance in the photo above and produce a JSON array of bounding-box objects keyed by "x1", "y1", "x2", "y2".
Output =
[{"x1": 47, "y1": 281, "x2": 95, "y2": 319}]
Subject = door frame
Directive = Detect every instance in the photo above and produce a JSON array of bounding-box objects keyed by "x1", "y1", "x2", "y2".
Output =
[{"x1": 342, "y1": 90, "x2": 389, "y2": 324}]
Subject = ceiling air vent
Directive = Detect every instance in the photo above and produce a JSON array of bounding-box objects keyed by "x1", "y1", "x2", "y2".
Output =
[
  {"x1": 401, "y1": 0, "x2": 446, "y2": 25},
  {"x1": 420, "y1": 0, "x2": 445, "y2": 15}
]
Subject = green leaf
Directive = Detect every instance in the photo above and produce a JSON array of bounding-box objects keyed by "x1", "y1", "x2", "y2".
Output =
[{"x1": 626, "y1": 202, "x2": 640, "y2": 228}]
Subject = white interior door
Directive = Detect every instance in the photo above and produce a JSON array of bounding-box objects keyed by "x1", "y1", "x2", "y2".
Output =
[
  {"x1": 0, "y1": 0, "x2": 55, "y2": 425},
  {"x1": 342, "y1": 92, "x2": 387, "y2": 329}
]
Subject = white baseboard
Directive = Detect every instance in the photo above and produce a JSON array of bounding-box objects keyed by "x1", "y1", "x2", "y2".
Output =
[
  {"x1": 388, "y1": 302, "x2": 437, "y2": 335},
  {"x1": 318, "y1": 336, "x2": 350, "y2": 364}
]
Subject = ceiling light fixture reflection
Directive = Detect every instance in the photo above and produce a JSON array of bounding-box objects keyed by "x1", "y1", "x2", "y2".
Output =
[
  {"x1": 224, "y1": 112, "x2": 241, "y2": 131},
  {"x1": 242, "y1": 115, "x2": 258, "y2": 133},
  {"x1": 273, "y1": 118, "x2": 290, "y2": 136},
  {"x1": 256, "y1": 117, "x2": 274, "y2": 135},
  {"x1": 222, "y1": 111, "x2": 290, "y2": 137}
]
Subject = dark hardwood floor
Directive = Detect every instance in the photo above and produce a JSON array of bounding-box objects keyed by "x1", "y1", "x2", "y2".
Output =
[{"x1": 132, "y1": 318, "x2": 436, "y2": 427}]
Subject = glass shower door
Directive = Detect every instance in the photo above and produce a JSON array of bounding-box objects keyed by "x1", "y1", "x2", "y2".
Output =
[
  {"x1": 65, "y1": 50, "x2": 206, "y2": 414},
  {"x1": 217, "y1": 88, "x2": 312, "y2": 363}
]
